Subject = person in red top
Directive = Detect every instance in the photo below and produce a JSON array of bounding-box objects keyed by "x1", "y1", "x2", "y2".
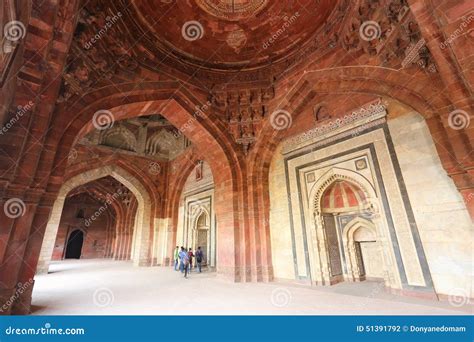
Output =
[{"x1": 187, "y1": 248, "x2": 194, "y2": 273}]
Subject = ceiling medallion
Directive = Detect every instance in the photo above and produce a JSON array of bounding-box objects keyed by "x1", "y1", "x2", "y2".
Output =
[
  {"x1": 226, "y1": 28, "x2": 247, "y2": 53},
  {"x1": 196, "y1": 0, "x2": 269, "y2": 21}
]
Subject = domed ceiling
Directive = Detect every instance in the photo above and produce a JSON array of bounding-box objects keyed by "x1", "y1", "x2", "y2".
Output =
[{"x1": 130, "y1": 0, "x2": 339, "y2": 69}]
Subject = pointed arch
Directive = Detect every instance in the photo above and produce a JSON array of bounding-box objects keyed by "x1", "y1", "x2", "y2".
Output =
[
  {"x1": 309, "y1": 167, "x2": 377, "y2": 216},
  {"x1": 191, "y1": 205, "x2": 211, "y2": 230},
  {"x1": 36, "y1": 84, "x2": 244, "y2": 280},
  {"x1": 343, "y1": 216, "x2": 377, "y2": 242},
  {"x1": 341, "y1": 216, "x2": 384, "y2": 281},
  {"x1": 37, "y1": 164, "x2": 153, "y2": 273}
]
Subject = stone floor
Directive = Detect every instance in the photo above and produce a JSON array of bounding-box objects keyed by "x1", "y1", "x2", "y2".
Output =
[{"x1": 31, "y1": 259, "x2": 472, "y2": 315}]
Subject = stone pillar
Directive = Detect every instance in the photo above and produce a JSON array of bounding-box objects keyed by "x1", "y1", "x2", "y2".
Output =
[
  {"x1": 165, "y1": 222, "x2": 177, "y2": 267},
  {"x1": 214, "y1": 179, "x2": 240, "y2": 281},
  {"x1": 36, "y1": 195, "x2": 66, "y2": 274},
  {"x1": 13, "y1": 205, "x2": 53, "y2": 315},
  {"x1": 0, "y1": 197, "x2": 40, "y2": 315}
]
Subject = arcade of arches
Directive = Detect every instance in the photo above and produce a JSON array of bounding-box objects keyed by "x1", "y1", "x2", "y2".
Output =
[{"x1": 0, "y1": 0, "x2": 473, "y2": 314}]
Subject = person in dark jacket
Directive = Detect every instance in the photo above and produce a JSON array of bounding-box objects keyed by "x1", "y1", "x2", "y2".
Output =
[{"x1": 195, "y1": 246, "x2": 203, "y2": 273}]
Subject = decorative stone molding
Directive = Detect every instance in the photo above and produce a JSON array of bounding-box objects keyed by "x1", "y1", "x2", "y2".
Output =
[
  {"x1": 100, "y1": 124, "x2": 138, "y2": 152},
  {"x1": 196, "y1": 0, "x2": 269, "y2": 21},
  {"x1": 282, "y1": 99, "x2": 387, "y2": 154},
  {"x1": 339, "y1": 0, "x2": 437, "y2": 73},
  {"x1": 211, "y1": 86, "x2": 275, "y2": 153}
]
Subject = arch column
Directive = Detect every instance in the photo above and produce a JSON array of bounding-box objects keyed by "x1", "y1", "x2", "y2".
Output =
[{"x1": 312, "y1": 213, "x2": 332, "y2": 285}]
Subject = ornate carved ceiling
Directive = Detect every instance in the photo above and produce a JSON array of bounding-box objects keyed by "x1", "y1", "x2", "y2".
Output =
[
  {"x1": 80, "y1": 115, "x2": 191, "y2": 161},
  {"x1": 57, "y1": 0, "x2": 348, "y2": 101},
  {"x1": 57, "y1": 0, "x2": 439, "y2": 154},
  {"x1": 195, "y1": 0, "x2": 269, "y2": 21},
  {"x1": 58, "y1": 0, "x2": 438, "y2": 102},
  {"x1": 68, "y1": 176, "x2": 135, "y2": 208},
  {"x1": 130, "y1": 0, "x2": 338, "y2": 68}
]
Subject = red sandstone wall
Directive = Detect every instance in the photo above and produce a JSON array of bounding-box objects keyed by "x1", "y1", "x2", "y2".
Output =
[{"x1": 51, "y1": 195, "x2": 114, "y2": 260}]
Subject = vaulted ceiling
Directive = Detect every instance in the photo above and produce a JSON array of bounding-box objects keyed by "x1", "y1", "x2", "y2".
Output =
[
  {"x1": 60, "y1": 0, "x2": 440, "y2": 102},
  {"x1": 129, "y1": 0, "x2": 338, "y2": 68}
]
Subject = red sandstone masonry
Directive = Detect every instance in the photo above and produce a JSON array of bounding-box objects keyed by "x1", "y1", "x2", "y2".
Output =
[{"x1": 0, "y1": 0, "x2": 473, "y2": 315}]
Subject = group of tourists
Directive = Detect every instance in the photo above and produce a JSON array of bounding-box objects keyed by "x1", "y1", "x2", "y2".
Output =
[{"x1": 173, "y1": 246, "x2": 204, "y2": 278}]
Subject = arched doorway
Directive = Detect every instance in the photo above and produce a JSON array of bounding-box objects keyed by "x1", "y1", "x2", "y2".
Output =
[
  {"x1": 177, "y1": 160, "x2": 217, "y2": 269},
  {"x1": 319, "y1": 179, "x2": 383, "y2": 284},
  {"x1": 344, "y1": 220, "x2": 384, "y2": 282},
  {"x1": 37, "y1": 164, "x2": 154, "y2": 273},
  {"x1": 194, "y1": 211, "x2": 210, "y2": 266},
  {"x1": 354, "y1": 228, "x2": 381, "y2": 279},
  {"x1": 64, "y1": 230, "x2": 84, "y2": 259}
]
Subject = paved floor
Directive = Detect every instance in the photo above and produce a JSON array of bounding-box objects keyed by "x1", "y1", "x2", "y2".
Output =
[{"x1": 31, "y1": 259, "x2": 472, "y2": 315}]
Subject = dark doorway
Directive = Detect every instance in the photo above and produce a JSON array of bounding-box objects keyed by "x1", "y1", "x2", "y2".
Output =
[{"x1": 65, "y1": 230, "x2": 84, "y2": 259}]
